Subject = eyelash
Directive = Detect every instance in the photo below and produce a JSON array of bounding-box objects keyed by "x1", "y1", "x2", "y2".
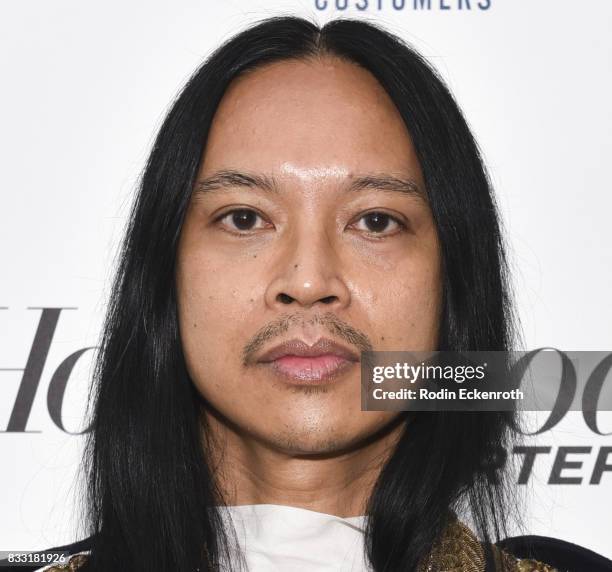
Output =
[{"x1": 213, "y1": 207, "x2": 408, "y2": 238}]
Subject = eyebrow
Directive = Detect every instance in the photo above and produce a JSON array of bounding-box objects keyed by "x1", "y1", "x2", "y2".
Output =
[{"x1": 194, "y1": 169, "x2": 426, "y2": 201}]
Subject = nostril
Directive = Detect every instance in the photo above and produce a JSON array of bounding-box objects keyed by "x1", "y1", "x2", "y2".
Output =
[
  {"x1": 321, "y1": 296, "x2": 337, "y2": 304},
  {"x1": 277, "y1": 293, "x2": 294, "y2": 304}
]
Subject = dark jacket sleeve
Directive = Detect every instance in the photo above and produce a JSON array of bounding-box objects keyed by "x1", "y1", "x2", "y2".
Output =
[{"x1": 496, "y1": 535, "x2": 612, "y2": 572}]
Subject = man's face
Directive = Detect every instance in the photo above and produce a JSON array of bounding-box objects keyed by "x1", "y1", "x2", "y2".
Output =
[{"x1": 176, "y1": 57, "x2": 442, "y2": 454}]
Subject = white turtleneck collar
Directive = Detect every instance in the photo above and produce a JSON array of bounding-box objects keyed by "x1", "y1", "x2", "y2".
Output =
[{"x1": 217, "y1": 503, "x2": 372, "y2": 571}]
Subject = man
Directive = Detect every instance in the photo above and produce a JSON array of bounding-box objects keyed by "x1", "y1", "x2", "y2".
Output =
[{"x1": 14, "y1": 15, "x2": 612, "y2": 572}]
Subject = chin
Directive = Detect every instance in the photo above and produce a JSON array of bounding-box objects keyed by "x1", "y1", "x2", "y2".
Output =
[
  {"x1": 265, "y1": 427, "x2": 354, "y2": 456},
  {"x1": 263, "y1": 419, "x2": 387, "y2": 456}
]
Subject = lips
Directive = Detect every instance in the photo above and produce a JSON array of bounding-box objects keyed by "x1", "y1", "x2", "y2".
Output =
[{"x1": 256, "y1": 337, "x2": 360, "y2": 383}]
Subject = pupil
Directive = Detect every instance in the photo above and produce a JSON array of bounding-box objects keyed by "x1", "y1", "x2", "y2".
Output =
[
  {"x1": 232, "y1": 210, "x2": 256, "y2": 230},
  {"x1": 365, "y1": 213, "x2": 389, "y2": 232}
]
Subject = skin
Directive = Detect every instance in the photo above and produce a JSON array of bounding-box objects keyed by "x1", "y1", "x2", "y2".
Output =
[{"x1": 175, "y1": 56, "x2": 442, "y2": 517}]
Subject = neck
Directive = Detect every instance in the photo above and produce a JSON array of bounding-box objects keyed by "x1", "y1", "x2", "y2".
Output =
[{"x1": 202, "y1": 411, "x2": 405, "y2": 518}]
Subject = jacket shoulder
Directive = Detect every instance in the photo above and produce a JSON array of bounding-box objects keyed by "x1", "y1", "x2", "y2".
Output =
[{"x1": 419, "y1": 519, "x2": 559, "y2": 572}]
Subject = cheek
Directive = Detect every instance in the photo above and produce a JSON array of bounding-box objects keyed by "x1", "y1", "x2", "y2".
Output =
[
  {"x1": 359, "y1": 251, "x2": 441, "y2": 348},
  {"x1": 177, "y1": 248, "x2": 259, "y2": 330},
  {"x1": 175, "y1": 249, "x2": 253, "y2": 391},
  {"x1": 176, "y1": 254, "x2": 261, "y2": 423}
]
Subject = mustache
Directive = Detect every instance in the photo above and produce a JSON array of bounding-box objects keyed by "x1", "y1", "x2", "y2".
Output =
[{"x1": 242, "y1": 312, "x2": 373, "y2": 367}]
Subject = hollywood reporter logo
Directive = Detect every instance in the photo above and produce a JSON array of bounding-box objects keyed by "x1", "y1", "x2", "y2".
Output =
[
  {"x1": 1, "y1": 307, "x2": 94, "y2": 435},
  {"x1": 1, "y1": 308, "x2": 611, "y2": 485}
]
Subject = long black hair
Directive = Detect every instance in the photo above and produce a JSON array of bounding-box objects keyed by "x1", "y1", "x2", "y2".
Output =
[{"x1": 83, "y1": 16, "x2": 518, "y2": 572}]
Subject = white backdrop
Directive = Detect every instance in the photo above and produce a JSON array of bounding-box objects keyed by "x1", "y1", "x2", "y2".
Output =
[{"x1": 1, "y1": 0, "x2": 611, "y2": 560}]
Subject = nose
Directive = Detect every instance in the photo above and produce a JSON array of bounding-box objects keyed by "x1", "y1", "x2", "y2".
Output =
[{"x1": 264, "y1": 225, "x2": 351, "y2": 311}]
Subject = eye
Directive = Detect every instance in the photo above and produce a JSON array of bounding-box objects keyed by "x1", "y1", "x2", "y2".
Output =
[
  {"x1": 352, "y1": 211, "x2": 406, "y2": 236},
  {"x1": 215, "y1": 208, "x2": 269, "y2": 233}
]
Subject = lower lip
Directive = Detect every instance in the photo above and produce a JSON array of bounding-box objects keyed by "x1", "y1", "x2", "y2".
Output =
[{"x1": 262, "y1": 354, "x2": 357, "y2": 384}]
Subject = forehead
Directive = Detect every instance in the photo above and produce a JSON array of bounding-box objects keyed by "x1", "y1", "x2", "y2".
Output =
[{"x1": 199, "y1": 56, "x2": 422, "y2": 181}]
